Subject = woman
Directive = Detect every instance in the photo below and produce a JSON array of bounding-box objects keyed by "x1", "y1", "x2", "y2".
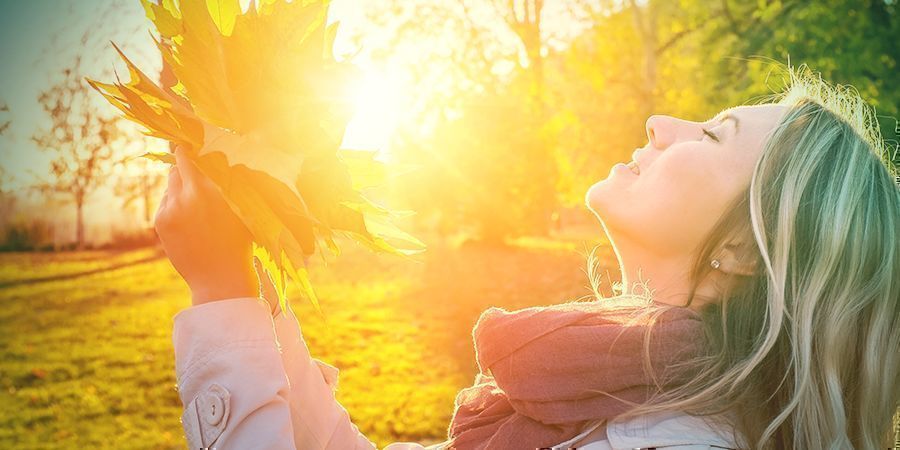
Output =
[{"x1": 154, "y1": 66, "x2": 900, "y2": 449}]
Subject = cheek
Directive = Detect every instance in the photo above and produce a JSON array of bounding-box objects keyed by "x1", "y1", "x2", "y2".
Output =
[
  {"x1": 585, "y1": 152, "x2": 738, "y2": 251},
  {"x1": 631, "y1": 157, "x2": 734, "y2": 243},
  {"x1": 640, "y1": 154, "x2": 717, "y2": 203}
]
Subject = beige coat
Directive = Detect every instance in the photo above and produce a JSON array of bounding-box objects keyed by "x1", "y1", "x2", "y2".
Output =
[{"x1": 172, "y1": 297, "x2": 743, "y2": 449}]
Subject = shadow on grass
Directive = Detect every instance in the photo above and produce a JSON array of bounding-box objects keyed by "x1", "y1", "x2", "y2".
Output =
[{"x1": 0, "y1": 249, "x2": 166, "y2": 289}]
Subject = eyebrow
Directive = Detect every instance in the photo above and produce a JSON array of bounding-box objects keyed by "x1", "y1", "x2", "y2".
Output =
[{"x1": 714, "y1": 111, "x2": 740, "y2": 134}]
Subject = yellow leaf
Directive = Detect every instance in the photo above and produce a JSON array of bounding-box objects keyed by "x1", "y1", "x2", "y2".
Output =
[
  {"x1": 90, "y1": 0, "x2": 426, "y2": 313},
  {"x1": 138, "y1": 151, "x2": 175, "y2": 165},
  {"x1": 198, "y1": 123, "x2": 308, "y2": 203},
  {"x1": 206, "y1": 0, "x2": 240, "y2": 36},
  {"x1": 140, "y1": 0, "x2": 182, "y2": 38}
]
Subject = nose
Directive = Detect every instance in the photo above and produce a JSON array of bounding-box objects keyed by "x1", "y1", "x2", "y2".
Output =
[
  {"x1": 645, "y1": 115, "x2": 669, "y2": 149},
  {"x1": 646, "y1": 114, "x2": 703, "y2": 149}
]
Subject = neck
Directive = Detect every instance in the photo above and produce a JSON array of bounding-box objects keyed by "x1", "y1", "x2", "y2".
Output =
[{"x1": 610, "y1": 236, "x2": 716, "y2": 310}]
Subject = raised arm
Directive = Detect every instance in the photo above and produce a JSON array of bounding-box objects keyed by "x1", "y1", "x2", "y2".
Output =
[
  {"x1": 156, "y1": 146, "x2": 437, "y2": 449},
  {"x1": 156, "y1": 147, "x2": 300, "y2": 449}
]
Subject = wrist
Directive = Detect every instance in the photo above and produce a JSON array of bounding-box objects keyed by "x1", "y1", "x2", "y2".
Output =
[
  {"x1": 190, "y1": 285, "x2": 258, "y2": 305},
  {"x1": 189, "y1": 268, "x2": 259, "y2": 306}
]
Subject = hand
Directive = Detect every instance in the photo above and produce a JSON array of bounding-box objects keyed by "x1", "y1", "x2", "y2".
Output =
[{"x1": 154, "y1": 146, "x2": 259, "y2": 306}]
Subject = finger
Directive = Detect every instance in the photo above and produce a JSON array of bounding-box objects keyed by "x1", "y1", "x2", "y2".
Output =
[
  {"x1": 154, "y1": 192, "x2": 169, "y2": 230},
  {"x1": 158, "y1": 190, "x2": 169, "y2": 211},
  {"x1": 172, "y1": 146, "x2": 196, "y2": 191},
  {"x1": 166, "y1": 165, "x2": 182, "y2": 198},
  {"x1": 174, "y1": 145, "x2": 213, "y2": 193}
]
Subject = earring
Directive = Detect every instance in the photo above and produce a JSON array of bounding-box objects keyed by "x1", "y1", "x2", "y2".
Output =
[{"x1": 710, "y1": 259, "x2": 721, "y2": 270}]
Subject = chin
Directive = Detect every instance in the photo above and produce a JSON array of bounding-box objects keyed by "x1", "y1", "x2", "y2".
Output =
[
  {"x1": 585, "y1": 179, "x2": 613, "y2": 213},
  {"x1": 585, "y1": 178, "x2": 632, "y2": 232}
]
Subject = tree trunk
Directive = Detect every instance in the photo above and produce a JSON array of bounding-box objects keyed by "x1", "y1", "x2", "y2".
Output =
[
  {"x1": 142, "y1": 176, "x2": 153, "y2": 226},
  {"x1": 630, "y1": 0, "x2": 658, "y2": 118},
  {"x1": 143, "y1": 193, "x2": 152, "y2": 226},
  {"x1": 75, "y1": 197, "x2": 85, "y2": 250}
]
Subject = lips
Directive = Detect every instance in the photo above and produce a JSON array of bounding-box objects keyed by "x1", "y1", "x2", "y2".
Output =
[
  {"x1": 626, "y1": 160, "x2": 640, "y2": 175},
  {"x1": 629, "y1": 148, "x2": 645, "y2": 175}
]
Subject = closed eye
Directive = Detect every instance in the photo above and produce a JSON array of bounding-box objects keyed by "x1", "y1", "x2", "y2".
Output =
[{"x1": 701, "y1": 127, "x2": 720, "y2": 143}]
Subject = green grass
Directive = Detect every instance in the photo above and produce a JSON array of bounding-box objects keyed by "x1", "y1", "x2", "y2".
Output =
[
  {"x1": 0, "y1": 232, "x2": 609, "y2": 449},
  {"x1": 3, "y1": 235, "x2": 896, "y2": 448}
]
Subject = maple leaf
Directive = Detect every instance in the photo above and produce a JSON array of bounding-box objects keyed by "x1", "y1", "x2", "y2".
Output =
[{"x1": 87, "y1": 0, "x2": 425, "y2": 317}]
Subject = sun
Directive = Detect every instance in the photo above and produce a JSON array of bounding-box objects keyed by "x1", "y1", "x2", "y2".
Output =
[{"x1": 341, "y1": 68, "x2": 408, "y2": 153}]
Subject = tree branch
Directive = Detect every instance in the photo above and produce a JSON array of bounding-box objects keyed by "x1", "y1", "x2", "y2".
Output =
[
  {"x1": 720, "y1": 0, "x2": 739, "y2": 31},
  {"x1": 655, "y1": 24, "x2": 701, "y2": 55}
]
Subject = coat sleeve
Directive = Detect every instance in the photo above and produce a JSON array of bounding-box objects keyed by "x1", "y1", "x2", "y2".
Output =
[
  {"x1": 271, "y1": 302, "x2": 379, "y2": 449},
  {"x1": 172, "y1": 297, "x2": 297, "y2": 450},
  {"x1": 272, "y1": 303, "x2": 448, "y2": 450}
]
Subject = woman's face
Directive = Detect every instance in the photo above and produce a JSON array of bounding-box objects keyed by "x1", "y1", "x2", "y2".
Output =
[{"x1": 586, "y1": 104, "x2": 787, "y2": 256}]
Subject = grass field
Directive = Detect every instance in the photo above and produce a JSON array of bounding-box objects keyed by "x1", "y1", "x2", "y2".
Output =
[{"x1": 0, "y1": 231, "x2": 615, "y2": 449}]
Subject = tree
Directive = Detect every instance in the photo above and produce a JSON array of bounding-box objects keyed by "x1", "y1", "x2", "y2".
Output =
[
  {"x1": 359, "y1": 0, "x2": 576, "y2": 241},
  {"x1": 0, "y1": 101, "x2": 9, "y2": 136},
  {"x1": 549, "y1": 0, "x2": 717, "y2": 204},
  {"x1": 701, "y1": 0, "x2": 899, "y2": 145},
  {"x1": 464, "y1": 0, "x2": 547, "y2": 101},
  {"x1": 110, "y1": 36, "x2": 173, "y2": 230},
  {"x1": 394, "y1": 68, "x2": 558, "y2": 243},
  {"x1": 26, "y1": 0, "x2": 152, "y2": 249},
  {"x1": 0, "y1": 166, "x2": 16, "y2": 233},
  {"x1": 31, "y1": 55, "x2": 125, "y2": 249},
  {"x1": 112, "y1": 156, "x2": 166, "y2": 227}
]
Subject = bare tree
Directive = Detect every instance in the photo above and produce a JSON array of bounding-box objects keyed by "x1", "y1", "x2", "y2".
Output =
[
  {"x1": 0, "y1": 102, "x2": 13, "y2": 239},
  {"x1": 460, "y1": 0, "x2": 598, "y2": 107},
  {"x1": 0, "y1": 166, "x2": 16, "y2": 232},
  {"x1": 482, "y1": 0, "x2": 546, "y2": 99},
  {"x1": 0, "y1": 101, "x2": 9, "y2": 136},
  {"x1": 31, "y1": 55, "x2": 125, "y2": 249},
  {"x1": 110, "y1": 32, "x2": 173, "y2": 230},
  {"x1": 112, "y1": 156, "x2": 166, "y2": 227},
  {"x1": 28, "y1": 0, "x2": 153, "y2": 249}
]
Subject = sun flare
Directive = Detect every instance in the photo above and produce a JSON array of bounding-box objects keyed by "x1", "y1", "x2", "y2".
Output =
[{"x1": 342, "y1": 69, "x2": 408, "y2": 153}]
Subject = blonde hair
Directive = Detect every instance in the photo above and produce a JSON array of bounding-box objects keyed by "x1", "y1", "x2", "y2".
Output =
[{"x1": 585, "y1": 64, "x2": 900, "y2": 449}]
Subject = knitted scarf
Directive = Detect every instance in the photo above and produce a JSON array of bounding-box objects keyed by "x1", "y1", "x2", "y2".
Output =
[{"x1": 446, "y1": 297, "x2": 707, "y2": 449}]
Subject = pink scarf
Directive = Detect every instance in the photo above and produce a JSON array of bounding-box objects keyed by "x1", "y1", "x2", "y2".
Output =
[{"x1": 446, "y1": 298, "x2": 707, "y2": 449}]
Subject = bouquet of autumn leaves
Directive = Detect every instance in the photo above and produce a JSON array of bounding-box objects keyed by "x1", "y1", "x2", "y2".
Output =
[{"x1": 88, "y1": 0, "x2": 425, "y2": 316}]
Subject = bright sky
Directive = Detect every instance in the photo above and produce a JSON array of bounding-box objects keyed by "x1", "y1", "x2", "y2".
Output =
[{"x1": 0, "y1": 1, "x2": 150, "y2": 189}]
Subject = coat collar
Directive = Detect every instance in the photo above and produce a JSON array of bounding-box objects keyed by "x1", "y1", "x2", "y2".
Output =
[
  {"x1": 553, "y1": 410, "x2": 744, "y2": 449},
  {"x1": 607, "y1": 409, "x2": 743, "y2": 449}
]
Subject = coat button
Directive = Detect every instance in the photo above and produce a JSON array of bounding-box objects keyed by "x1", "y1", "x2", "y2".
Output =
[
  {"x1": 203, "y1": 394, "x2": 225, "y2": 426},
  {"x1": 199, "y1": 385, "x2": 229, "y2": 427}
]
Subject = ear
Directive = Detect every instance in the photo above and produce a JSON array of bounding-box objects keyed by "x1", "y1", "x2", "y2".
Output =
[{"x1": 716, "y1": 242, "x2": 759, "y2": 277}]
